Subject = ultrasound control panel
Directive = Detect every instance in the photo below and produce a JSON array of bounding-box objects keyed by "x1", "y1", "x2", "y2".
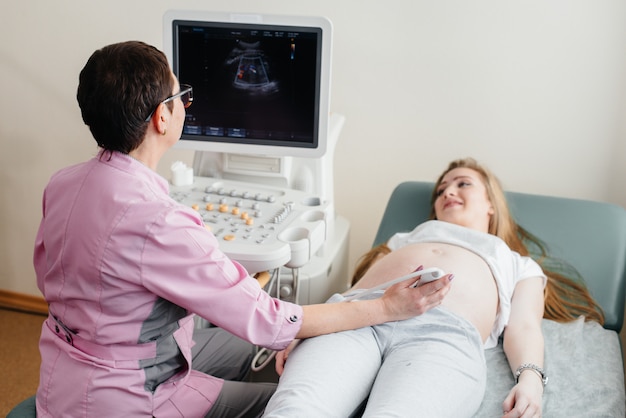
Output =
[{"x1": 170, "y1": 176, "x2": 330, "y2": 274}]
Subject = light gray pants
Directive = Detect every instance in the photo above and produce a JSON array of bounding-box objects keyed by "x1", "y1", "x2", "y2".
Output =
[{"x1": 264, "y1": 303, "x2": 486, "y2": 418}]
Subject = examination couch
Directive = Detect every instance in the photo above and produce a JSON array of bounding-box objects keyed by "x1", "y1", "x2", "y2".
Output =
[{"x1": 373, "y1": 181, "x2": 626, "y2": 417}]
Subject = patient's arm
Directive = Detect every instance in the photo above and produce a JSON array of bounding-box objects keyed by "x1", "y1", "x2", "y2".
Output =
[
  {"x1": 275, "y1": 339, "x2": 301, "y2": 375},
  {"x1": 351, "y1": 243, "x2": 392, "y2": 286},
  {"x1": 502, "y1": 276, "x2": 545, "y2": 417}
]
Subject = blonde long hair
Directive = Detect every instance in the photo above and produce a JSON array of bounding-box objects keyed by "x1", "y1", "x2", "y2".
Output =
[{"x1": 353, "y1": 158, "x2": 604, "y2": 325}]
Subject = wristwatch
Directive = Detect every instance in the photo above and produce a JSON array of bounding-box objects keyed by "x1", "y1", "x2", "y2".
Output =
[{"x1": 515, "y1": 363, "x2": 548, "y2": 387}]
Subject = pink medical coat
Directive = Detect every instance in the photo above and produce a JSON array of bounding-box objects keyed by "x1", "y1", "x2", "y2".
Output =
[{"x1": 33, "y1": 151, "x2": 303, "y2": 417}]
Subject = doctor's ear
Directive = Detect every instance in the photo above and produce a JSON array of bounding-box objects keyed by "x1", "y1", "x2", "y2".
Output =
[{"x1": 150, "y1": 104, "x2": 169, "y2": 136}]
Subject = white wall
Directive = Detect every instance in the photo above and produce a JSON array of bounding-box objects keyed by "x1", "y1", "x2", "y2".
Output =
[{"x1": 1, "y1": 0, "x2": 625, "y2": 296}]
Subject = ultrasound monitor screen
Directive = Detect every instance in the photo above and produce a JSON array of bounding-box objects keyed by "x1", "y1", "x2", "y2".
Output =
[{"x1": 171, "y1": 19, "x2": 324, "y2": 155}]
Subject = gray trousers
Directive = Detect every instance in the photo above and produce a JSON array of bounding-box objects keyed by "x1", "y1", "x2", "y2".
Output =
[
  {"x1": 264, "y1": 306, "x2": 486, "y2": 418},
  {"x1": 192, "y1": 327, "x2": 277, "y2": 418},
  {"x1": 192, "y1": 327, "x2": 256, "y2": 381}
]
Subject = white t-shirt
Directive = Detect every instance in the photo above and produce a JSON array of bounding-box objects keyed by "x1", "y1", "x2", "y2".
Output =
[{"x1": 387, "y1": 220, "x2": 546, "y2": 348}]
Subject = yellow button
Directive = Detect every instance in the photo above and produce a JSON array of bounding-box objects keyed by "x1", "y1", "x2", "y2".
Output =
[{"x1": 223, "y1": 234, "x2": 236, "y2": 241}]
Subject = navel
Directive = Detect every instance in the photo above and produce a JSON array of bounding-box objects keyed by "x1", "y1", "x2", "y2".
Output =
[{"x1": 431, "y1": 247, "x2": 444, "y2": 255}]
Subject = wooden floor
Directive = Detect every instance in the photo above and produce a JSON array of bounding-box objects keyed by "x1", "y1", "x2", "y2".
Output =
[{"x1": 0, "y1": 308, "x2": 45, "y2": 416}]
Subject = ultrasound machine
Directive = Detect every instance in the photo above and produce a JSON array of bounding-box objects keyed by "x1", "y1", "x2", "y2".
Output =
[{"x1": 162, "y1": 11, "x2": 350, "y2": 308}]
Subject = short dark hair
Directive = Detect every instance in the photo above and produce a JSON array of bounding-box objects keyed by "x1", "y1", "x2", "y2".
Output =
[{"x1": 77, "y1": 41, "x2": 174, "y2": 153}]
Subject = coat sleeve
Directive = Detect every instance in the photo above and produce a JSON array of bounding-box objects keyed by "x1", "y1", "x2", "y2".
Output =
[{"x1": 138, "y1": 204, "x2": 303, "y2": 351}]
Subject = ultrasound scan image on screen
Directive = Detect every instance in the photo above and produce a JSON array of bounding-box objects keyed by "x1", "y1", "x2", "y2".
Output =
[{"x1": 170, "y1": 18, "x2": 327, "y2": 156}]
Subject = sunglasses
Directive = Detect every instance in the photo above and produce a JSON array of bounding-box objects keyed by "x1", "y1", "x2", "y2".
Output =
[{"x1": 144, "y1": 84, "x2": 193, "y2": 122}]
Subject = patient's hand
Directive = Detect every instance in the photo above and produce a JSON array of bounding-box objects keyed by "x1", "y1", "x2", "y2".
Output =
[
  {"x1": 502, "y1": 377, "x2": 543, "y2": 418},
  {"x1": 275, "y1": 339, "x2": 301, "y2": 376},
  {"x1": 380, "y1": 274, "x2": 453, "y2": 320}
]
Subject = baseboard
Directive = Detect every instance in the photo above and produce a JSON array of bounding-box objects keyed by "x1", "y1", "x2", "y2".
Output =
[{"x1": 0, "y1": 290, "x2": 48, "y2": 315}]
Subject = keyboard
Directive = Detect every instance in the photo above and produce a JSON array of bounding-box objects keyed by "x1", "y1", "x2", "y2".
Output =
[{"x1": 170, "y1": 176, "x2": 330, "y2": 273}]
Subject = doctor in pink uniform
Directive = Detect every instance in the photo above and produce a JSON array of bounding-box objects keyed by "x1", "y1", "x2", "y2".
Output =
[{"x1": 33, "y1": 41, "x2": 452, "y2": 417}]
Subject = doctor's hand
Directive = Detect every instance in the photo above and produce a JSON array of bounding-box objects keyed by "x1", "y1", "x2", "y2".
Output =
[
  {"x1": 296, "y1": 274, "x2": 452, "y2": 341},
  {"x1": 275, "y1": 339, "x2": 301, "y2": 376},
  {"x1": 380, "y1": 274, "x2": 453, "y2": 320}
]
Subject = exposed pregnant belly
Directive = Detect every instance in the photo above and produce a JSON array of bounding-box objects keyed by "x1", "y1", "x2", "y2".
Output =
[{"x1": 350, "y1": 242, "x2": 499, "y2": 343}]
